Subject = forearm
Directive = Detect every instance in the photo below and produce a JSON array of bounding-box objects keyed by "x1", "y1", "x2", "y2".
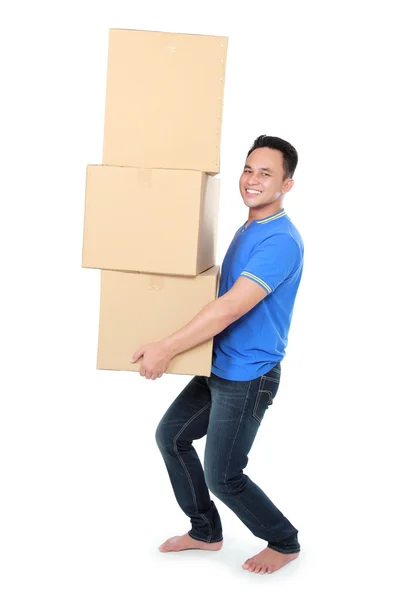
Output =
[{"x1": 163, "y1": 296, "x2": 236, "y2": 357}]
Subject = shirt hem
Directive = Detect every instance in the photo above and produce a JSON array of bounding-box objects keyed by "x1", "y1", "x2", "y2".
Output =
[{"x1": 211, "y1": 362, "x2": 279, "y2": 381}]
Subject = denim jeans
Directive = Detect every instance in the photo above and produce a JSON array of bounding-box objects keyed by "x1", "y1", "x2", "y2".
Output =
[{"x1": 155, "y1": 362, "x2": 300, "y2": 555}]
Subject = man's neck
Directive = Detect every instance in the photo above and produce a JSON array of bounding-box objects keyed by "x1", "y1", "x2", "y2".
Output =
[{"x1": 246, "y1": 202, "x2": 285, "y2": 227}]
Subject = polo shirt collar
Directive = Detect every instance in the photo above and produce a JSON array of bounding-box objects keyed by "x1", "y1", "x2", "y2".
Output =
[{"x1": 256, "y1": 209, "x2": 287, "y2": 224}]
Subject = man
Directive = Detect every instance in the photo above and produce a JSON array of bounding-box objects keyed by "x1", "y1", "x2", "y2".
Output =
[{"x1": 131, "y1": 135, "x2": 304, "y2": 575}]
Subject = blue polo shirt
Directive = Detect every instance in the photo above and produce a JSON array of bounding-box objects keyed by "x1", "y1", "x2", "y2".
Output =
[{"x1": 211, "y1": 208, "x2": 304, "y2": 381}]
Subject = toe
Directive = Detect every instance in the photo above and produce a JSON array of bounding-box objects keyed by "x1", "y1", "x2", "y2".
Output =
[
  {"x1": 242, "y1": 561, "x2": 250, "y2": 570},
  {"x1": 159, "y1": 536, "x2": 178, "y2": 551},
  {"x1": 259, "y1": 567, "x2": 267, "y2": 575},
  {"x1": 254, "y1": 565, "x2": 262, "y2": 574}
]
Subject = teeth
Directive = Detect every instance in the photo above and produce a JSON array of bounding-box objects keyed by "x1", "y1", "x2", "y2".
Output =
[{"x1": 246, "y1": 189, "x2": 261, "y2": 195}]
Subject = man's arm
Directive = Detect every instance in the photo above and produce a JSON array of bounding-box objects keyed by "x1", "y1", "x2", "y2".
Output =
[
  {"x1": 131, "y1": 276, "x2": 267, "y2": 379},
  {"x1": 163, "y1": 275, "x2": 268, "y2": 357},
  {"x1": 131, "y1": 275, "x2": 268, "y2": 378}
]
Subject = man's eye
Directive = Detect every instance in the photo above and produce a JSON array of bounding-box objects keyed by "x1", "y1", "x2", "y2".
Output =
[{"x1": 262, "y1": 173, "x2": 269, "y2": 176}]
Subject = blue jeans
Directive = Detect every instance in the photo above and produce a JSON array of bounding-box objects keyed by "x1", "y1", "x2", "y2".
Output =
[{"x1": 155, "y1": 363, "x2": 300, "y2": 555}]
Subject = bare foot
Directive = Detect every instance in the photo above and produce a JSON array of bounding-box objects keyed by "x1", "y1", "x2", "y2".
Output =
[
  {"x1": 158, "y1": 533, "x2": 223, "y2": 553},
  {"x1": 242, "y1": 546, "x2": 299, "y2": 574}
]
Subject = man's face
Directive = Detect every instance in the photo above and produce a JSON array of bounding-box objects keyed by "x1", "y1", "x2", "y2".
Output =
[{"x1": 239, "y1": 147, "x2": 291, "y2": 210}]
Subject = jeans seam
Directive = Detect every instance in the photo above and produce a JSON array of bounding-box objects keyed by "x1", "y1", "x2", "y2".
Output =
[
  {"x1": 188, "y1": 532, "x2": 223, "y2": 543},
  {"x1": 221, "y1": 380, "x2": 279, "y2": 540},
  {"x1": 222, "y1": 380, "x2": 251, "y2": 489},
  {"x1": 268, "y1": 544, "x2": 300, "y2": 555},
  {"x1": 173, "y1": 401, "x2": 212, "y2": 516},
  {"x1": 262, "y1": 376, "x2": 280, "y2": 383},
  {"x1": 253, "y1": 389, "x2": 272, "y2": 424},
  {"x1": 200, "y1": 513, "x2": 212, "y2": 542},
  {"x1": 227, "y1": 484, "x2": 283, "y2": 541}
]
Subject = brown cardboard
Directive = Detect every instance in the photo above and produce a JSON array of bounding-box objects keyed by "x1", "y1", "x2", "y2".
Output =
[
  {"x1": 82, "y1": 165, "x2": 220, "y2": 276},
  {"x1": 102, "y1": 28, "x2": 228, "y2": 175},
  {"x1": 97, "y1": 265, "x2": 220, "y2": 376}
]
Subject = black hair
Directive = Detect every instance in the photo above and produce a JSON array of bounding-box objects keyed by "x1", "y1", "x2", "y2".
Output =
[{"x1": 247, "y1": 135, "x2": 298, "y2": 180}]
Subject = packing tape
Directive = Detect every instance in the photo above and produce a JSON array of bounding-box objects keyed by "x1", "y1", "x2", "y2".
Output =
[
  {"x1": 148, "y1": 274, "x2": 164, "y2": 291},
  {"x1": 137, "y1": 169, "x2": 152, "y2": 187},
  {"x1": 163, "y1": 32, "x2": 178, "y2": 53}
]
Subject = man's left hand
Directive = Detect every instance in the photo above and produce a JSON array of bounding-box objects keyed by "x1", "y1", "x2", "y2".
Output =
[{"x1": 130, "y1": 341, "x2": 174, "y2": 380}]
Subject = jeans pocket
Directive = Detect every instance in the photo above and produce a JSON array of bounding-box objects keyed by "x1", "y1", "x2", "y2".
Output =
[{"x1": 252, "y1": 371, "x2": 280, "y2": 424}]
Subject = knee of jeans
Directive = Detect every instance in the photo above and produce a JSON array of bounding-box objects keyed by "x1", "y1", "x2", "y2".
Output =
[
  {"x1": 155, "y1": 421, "x2": 172, "y2": 452},
  {"x1": 205, "y1": 465, "x2": 246, "y2": 497},
  {"x1": 204, "y1": 464, "x2": 226, "y2": 497}
]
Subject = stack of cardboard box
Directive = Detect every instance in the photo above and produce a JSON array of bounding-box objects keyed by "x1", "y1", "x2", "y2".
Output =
[{"x1": 82, "y1": 28, "x2": 228, "y2": 376}]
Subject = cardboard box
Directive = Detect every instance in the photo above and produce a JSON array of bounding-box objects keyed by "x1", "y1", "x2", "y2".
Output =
[
  {"x1": 97, "y1": 265, "x2": 220, "y2": 376},
  {"x1": 102, "y1": 28, "x2": 228, "y2": 174},
  {"x1": 82, "y1": 165, "x2": 220, "y2": 276}
]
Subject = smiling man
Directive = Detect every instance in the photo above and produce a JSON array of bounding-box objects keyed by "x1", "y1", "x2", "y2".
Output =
[{"x1": 131, "y1": 135, "x2": 304, "y2": 575}]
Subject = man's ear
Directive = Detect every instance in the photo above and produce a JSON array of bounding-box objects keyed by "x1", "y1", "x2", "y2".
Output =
[{"x1": 282, "y1": 178, "x2": 294, "y2": 194}]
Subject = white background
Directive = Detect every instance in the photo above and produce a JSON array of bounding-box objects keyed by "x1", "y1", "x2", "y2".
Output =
[{"x1": 1, "y1": 0, "x2": 399, "y2": 598}]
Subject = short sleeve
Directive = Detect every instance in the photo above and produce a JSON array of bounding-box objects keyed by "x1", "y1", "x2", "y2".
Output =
[{"x1": 240, "y1": 234, "x2": 301, "y2": 294}]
